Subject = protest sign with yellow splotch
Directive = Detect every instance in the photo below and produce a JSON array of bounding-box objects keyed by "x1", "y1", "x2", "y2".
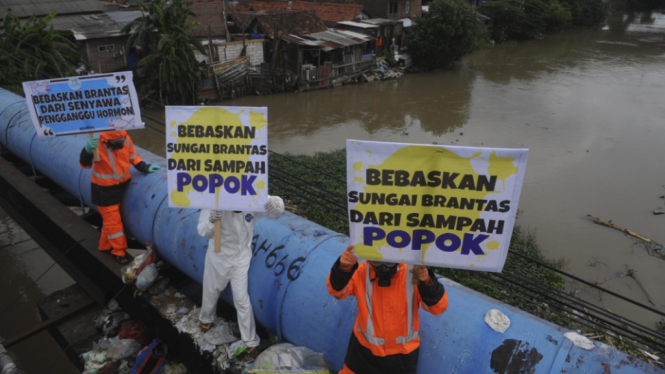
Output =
[
  {"x1": 347, "y1": 140, "x2": 528, "y2": 272},
  {"x1": 166, "y1": 106, "x2": 268, "y2": 211}
]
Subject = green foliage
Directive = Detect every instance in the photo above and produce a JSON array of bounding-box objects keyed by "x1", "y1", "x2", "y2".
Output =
[
  {"x1": 0, "y1": 9, "x2": 81, "y2": 93},
  {"x1": 560, "y1": 0, "x2": 607, "y2": 25},
  {"x1": 482, "y1": 0, "x2": 550, "y2": 41},
  {"x1": 268, "y1": 149, "x2": 349, "y2": 234},
  {"x1": 406, "y1": 0, "x2": 482, "y2": 69},
  {"x1": 545, "y1": 0, "x2": 573, "y2": 31},
  {"x1": 433, "y1": 226, "x2": 565, "y2": 315},
  {"x1": 122, "y1": 0, "x2": 206, "y2": 104},
  {"x1": 482, "y1": 0, "x2": 605, "y2": 42}
]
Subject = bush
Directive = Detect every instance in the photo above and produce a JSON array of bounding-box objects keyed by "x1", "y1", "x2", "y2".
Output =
[
  {"x1": 406, "y1": 0, "x2": 483, "y2": 69},
  {"x1": 482, "y1": 0, "x2": 605, "y2": 42}
]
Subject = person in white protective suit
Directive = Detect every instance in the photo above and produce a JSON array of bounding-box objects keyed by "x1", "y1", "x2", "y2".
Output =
[{"x1": 198, "y1": 195, "x2": 285, "y2": 358}]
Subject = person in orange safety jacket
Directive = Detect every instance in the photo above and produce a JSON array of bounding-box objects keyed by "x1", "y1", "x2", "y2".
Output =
[
  {"x1": 79, "y1": 130, "x2": 161, "y2": 264},
  {"x1": 327, "y1": 245, "x2": 448, "y2": 374}
]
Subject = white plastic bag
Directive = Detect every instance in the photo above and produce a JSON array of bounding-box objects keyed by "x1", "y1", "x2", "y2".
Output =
[
  {"x1": 136, "y1": 263, "x2": 158, "y2": 291},
  {"x1": 246, "y1": 343, "x2": 330, "y2": 374},
  {"x1": 107, "y1": 339, "x2": 141, "y2": 360}
]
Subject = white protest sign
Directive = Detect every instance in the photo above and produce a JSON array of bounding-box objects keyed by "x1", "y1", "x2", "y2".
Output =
[
  {"x1": 166, "y1": 106, "x2": 268, "y2": 211},
  {"x1": 347, "y1": 140, "x2": 528, "y2": 272},
  {"x1": 22, "y1": 72, "x2": 142, "y2": 137}
]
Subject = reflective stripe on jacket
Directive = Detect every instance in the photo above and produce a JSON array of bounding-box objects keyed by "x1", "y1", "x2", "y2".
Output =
[
  {"x1": 327, "y1": 262, "x2": 448, "y2": 357},
  {"x1": 80, "y1": 130, "x2": 143, "y2": 187}
]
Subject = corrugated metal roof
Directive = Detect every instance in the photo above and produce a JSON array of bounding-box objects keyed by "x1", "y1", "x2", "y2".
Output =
[
  {"x1": 0, "y1": 0, "x2": 103, "y2": 19},
  {"x1": 43, "y1": 11, "x2": 139, "y2": 40},
  {"x1": 334, "y1": 28, "x2": 373, "y2": 42},
  {"x1": 359, "y1": 18, "x2": 397, "y2": 26},
  {"x1": 282, "y1": 28, "x2": 372, "y2": 51},
  {"x1": 105, "y1": 10, "x2": 142, "y2": 25},
  {"x1": 336, "y1": 20, "x2": 378, "y2": 29}
]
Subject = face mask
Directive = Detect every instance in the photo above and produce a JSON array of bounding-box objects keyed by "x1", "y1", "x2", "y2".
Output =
[
  {"x1": 370, "y1": 261, "x2": 397, "y2": 287},
  {"x1": 106, "y1": 138, "x2": 125, "y2": 150}
]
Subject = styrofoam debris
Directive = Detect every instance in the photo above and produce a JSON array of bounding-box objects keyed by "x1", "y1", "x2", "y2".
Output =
[
  {"x1": 484, "y1": 309, "x2": 510, "y2": 333},
  {"x1": 564, "y1": 331, "x2": 595, "y2": 350}
]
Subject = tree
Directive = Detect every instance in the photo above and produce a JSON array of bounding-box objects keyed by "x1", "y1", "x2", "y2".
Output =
[
  {"x1": 122, "y1": 0, "x2": 206, "y2": 104},
  {"x1": 0, "y1": 9, "x2": 81, "y2": 93},
  {"x1": 406, "y1": 0, "x2": 482, "y2": 69}
]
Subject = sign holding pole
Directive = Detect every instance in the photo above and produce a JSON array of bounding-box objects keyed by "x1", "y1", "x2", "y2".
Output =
[
  {"x1": 347, "y1": 140, "x2": 528, "y2": 272},
  {"x1": 165, "y1": 106, "x2": 269, "y2": 214},
  {"x1": 22, "y1": 72, "x2": 143, "y2": 137}
]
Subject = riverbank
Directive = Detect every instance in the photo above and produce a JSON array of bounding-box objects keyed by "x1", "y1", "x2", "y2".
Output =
[{"x1": 267, "y1": 148, "x2": 665, "y2": 363}]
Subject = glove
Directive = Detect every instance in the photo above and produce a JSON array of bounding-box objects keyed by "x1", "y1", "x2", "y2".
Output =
[
  {"x1": 411, "y1": 266, "x2": 432, "y2": 285},
  {"x1": 265, "y1": 195, "x2": 285, "y2": 218},
  {"x1": 148, "y1": 164, "x2": 162, "y2": 173},
  {"x1": 85, "y1": 137, "x2": 99, "y2": 154},
  {"x1": 339, "y1": 245, "x2": 357, "y2": 272},
  {"x1": 208, "y1": 210, "x2": 223, "y2": 223}
]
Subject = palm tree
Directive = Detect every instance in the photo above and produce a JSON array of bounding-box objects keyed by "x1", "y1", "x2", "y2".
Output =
[
  {"x1": 122, "y1": 0, "x2": 206, "y2": 104},
  {"x1": 0, "y1": 9, "x2": 81, "y2": 93}
]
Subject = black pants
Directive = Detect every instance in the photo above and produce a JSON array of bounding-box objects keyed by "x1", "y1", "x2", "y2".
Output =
[{"x1": 344, "y1": 333, "x2": 419, "y2": 374}]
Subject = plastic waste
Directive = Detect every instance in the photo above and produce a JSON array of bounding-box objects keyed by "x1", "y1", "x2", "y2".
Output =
[
  {"x1": 246, "y1": 343, "x2": 330, "y2": 374},
  {"x1": 163, "y1": 363, "x2": 188, "y2": 374},
  {"x1": 107, "y1": 339, "x2": 142, "y2": 361},
  {"x1": 102, "y1": 311, "x2": 131, "y2": 337},
  {"x1": 204, "y1": 325, "x2": 237, "y2": 345},
  {"x1": 484, "y1": 309, "x2": 511, "y2": 333},
  {"x1": 119, "y1": 320, "x2": 151, "y2": 346},
  {"x1": 228, "y1": 340, "x2": 247, "y2": 360},
  {"x1": 122, "y1": 241, "x2": 157, "y2": 284},
  {"x1": 136, "y1": 263, "x2": 158, "y2": 292},
  {"x1": 564, "y1": 331, "x2": 595, "y2": 350},
  {"x1": 81, "y1": 350, "x2": 109, "y2": 374}
]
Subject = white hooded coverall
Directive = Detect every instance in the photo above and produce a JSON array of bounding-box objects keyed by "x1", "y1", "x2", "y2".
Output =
[{"x1": 198, "y1": 199, "x2": 283, "y2": 348}]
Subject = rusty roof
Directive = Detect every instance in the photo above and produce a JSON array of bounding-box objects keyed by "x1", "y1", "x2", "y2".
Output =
[
  {"x1": 242, "y1": 0, "x2": 363, "y2": 27},
  {"x1": 252, "y1": 10, "x2": 327, "y2": 37}
]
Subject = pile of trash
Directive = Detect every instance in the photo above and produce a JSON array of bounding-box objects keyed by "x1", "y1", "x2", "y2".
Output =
[
  {"x1": 244, "y1": 343, "x2": 330, "y2": 374},
  {"x1": 81, "y1": 300, "x2": 185, "y2": 374},
  {"x1": 359, "y1": 59, "x2": 404, "y2": 83}
]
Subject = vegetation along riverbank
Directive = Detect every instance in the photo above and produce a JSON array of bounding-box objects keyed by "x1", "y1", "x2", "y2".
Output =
[{"x1": 268, "y1": 149, "x2": 665, "y2": 364}]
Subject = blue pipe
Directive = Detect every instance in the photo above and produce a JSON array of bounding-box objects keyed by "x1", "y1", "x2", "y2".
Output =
[{"x1": 0, "y1": 88, "x2": 661, "y2": 374}]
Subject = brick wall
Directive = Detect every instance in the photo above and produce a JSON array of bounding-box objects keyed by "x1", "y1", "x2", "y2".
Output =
[
  {"x1": 359, "y1": 0, "x2": 388, "y2": 18},
  {"x1": 358, "y1": 0, "x2": 422, "y2": 18},
  {"x1": 85, "y1": 37, "x2": 128, "y2": 74},
  {"x1": 194, "y1": 39, "x2": 265, "y2": 66},
  {"x1": 188, "y1": 0, "x2": 226, "y2": 39}
]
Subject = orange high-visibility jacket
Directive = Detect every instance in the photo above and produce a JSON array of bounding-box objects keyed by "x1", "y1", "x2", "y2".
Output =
[
  {"x1": 81, "y1": 130, "x2": 143, "y2": 186},
  {"x1": 80, "y1": 130, "x2": 147, "y2": 206},
  {"x1": 327, "y1": 262, "x2": 448, "y2": 357}
]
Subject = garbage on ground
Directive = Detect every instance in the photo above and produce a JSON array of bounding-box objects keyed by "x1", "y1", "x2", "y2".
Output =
[
  {"x1": 119, "y1": 320, "x2": 151, "y2": 346},
  {"x1": 81, "y1": 299, "x2": 186, "y2": 374},
  {"x1": 136, "y1": 263, "x2": 159, "y2": 291},
  {"x1": 107, "y1": 339, "x2": 141, "y2": 360},
  {"x1": 163, "y1": 363, "x2": 188, "y2": 374},
  {"x1": 101, "y1": 312, "x2": 131, "y2": 337},
  {"x1": 131, "y1": 338, "x2": 168, "y2": 373},
  {"x1": 564, "y1": 331, "x2": 595, "y2": 350},
  {"x1": 245, "y1": 343, "x2": 330, "y2": 374},
  {"x1": 484, "y1": 309, "x2": 511, "y2": 333},
  {"x1": 228, "y1": 340, "x2": 248, "y2": 360},
  {"x1": 122, "y1": 241, "x2": 157, "y2": 284}
]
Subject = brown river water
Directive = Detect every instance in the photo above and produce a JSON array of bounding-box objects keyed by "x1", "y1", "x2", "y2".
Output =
[{"x1": 1, "y1": 11, "x2": 664, "y2": 373}]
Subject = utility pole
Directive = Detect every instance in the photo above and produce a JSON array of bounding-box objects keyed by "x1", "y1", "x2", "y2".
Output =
[{"x1": 221, "y1": 0, "x2": 232, "y2": 42}]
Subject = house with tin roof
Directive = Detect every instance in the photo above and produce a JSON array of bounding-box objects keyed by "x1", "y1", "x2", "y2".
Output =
[{"x1": 0, "y1": 0, "x2": 141, "y2": 74}]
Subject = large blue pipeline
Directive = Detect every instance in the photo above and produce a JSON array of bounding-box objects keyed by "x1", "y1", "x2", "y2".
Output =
[{"x1": 0, "y1": 87, "x2": 661, "y2": 374}]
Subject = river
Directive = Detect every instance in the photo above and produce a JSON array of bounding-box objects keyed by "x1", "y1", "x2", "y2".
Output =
[
  {"x1": 203, "y1": 11, "x2": 665, "y2": 327},
  {"x1": 1, "y1": 10, "x2": 664, "y2": 374}
]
